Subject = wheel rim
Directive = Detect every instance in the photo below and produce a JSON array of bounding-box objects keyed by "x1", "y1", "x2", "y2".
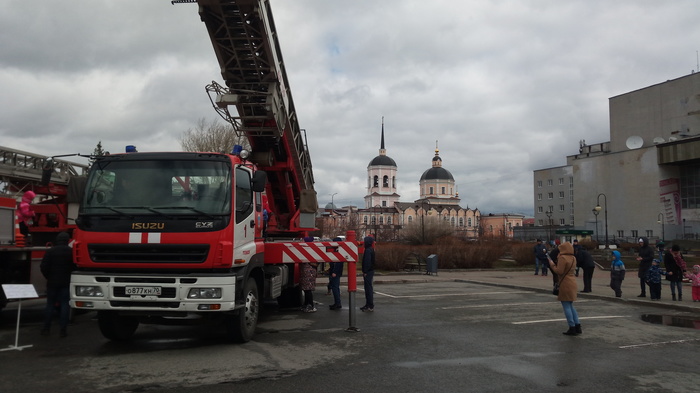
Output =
[{"x1": 243, "y1": 289, "x2": 258, "y2": 329}]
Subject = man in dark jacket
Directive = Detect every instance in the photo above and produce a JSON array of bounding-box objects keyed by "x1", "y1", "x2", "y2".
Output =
[
  {"x1": 361, "y1": 236, "x2": 375, "y2": 312},
  {"x1": 328, "y1": 259, "x2": 343, "y2": 310},
  {"x1": 534, "y1": 239, "x2": 549, "y2": 276},
  {"x1": 636, "y1": 237, "x2": 655, "y2": 298},
  {"x1": 40, "y1": 232, "x2": 75, "y2": 337},
  {"x1": 574, "y1": 241, "x2": 596, "y2": 292}
]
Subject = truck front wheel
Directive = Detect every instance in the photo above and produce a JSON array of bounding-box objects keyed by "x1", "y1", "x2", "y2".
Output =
[
  {"x1": 226, "y1": 278, "x2": 259, "y2": 343},
  {"x1": 97, "y1": 311, "x2": 139, "y2": 341}
]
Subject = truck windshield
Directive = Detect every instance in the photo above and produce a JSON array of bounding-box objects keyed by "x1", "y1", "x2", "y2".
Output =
[{"x1": 82, "y1": 159, "x2": 232, "y2": 216}]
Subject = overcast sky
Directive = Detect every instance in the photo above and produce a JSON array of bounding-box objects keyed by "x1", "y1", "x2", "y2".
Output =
[{"x1": 2, "y1": 1, "x2": 700, "y2": 215}]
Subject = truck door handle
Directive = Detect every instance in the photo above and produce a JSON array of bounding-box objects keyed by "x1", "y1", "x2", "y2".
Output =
[{"x1": 250, "y1": 220, "x2": 255, "y2": 228}]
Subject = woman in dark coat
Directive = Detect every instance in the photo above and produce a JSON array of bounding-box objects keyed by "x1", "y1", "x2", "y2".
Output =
[
  {"x1": 548, "y1": 242, "x2": 581, "y2": 336},
  {"x1": 664, "y1": 244, "x2": 687, "y2": 301}
]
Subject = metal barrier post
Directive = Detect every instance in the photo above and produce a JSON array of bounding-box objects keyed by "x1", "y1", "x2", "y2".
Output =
[{"x1": 345, "y1": 230, "x2": 360, "y2": 332}]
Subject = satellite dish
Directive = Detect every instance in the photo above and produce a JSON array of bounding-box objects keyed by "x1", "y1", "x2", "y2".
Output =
[
  {"x1": 625, "y1": 135, "x2": 643, "y2": 149},
  {"x1": 652, "y1": 137, "x2": 665, "y2": 144}
]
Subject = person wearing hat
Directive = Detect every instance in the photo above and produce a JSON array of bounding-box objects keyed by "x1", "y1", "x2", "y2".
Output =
[
  {"x1": 636, "y1": 237, "x2": 655, "y2": 297},
  {"x1": 40, "y1": 232, "x2": 76, "y2": 337}
]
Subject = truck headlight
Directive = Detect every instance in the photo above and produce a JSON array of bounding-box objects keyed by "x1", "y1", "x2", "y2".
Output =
[
  {"x1": 188, "y1": 288, "x2": 222, "y2": 299},
  {"x1": 75, "y1": 286, "x2": 104, "y2": 297}
]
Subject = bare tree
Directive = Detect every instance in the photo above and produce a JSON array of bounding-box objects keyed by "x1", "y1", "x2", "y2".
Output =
[
  {"x1": 401, "y1": 219, "x2": 455, "y2": 245},
  {"x1": 179, "y1": 118, "x2": 250, "y2": 153}
]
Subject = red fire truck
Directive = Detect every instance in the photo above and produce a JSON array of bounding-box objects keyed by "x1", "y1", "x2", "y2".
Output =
[
  {"x1": 69, "y1": 0, "x2": 358, "y2": 343},
  {"x1": 0, "y1": 146, "x2": 87, "y2": 310}
]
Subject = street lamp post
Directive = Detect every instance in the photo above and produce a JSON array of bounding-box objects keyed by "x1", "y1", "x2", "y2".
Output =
[
  {"x1": 594, "y1": 193, "x2": 609, "y2": 249},
  {"x1": 592, "y1": 208, "x2": 599, "y2": 243},
  {"x1": 657, "y1": 213, "x2": 665, "y2": 242},
  {"x1": 374, "y1": 205, "x2": 381, "y2": 243},
  {"x1": 545, "y1": 209, "x2": 552, "y2": 243},
  {"x1": 416, "y1": 200, "x2": 430, "y2": 244}
]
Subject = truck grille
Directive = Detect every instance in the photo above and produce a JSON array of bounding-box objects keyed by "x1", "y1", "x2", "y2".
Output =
[{"x1": 88, "y1": 244, "x2": 209, "y2": 263}]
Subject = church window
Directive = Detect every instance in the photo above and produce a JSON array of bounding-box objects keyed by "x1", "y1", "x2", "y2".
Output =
[
  {"x1": 441, "y1": 187, "x2": 446, "y2": 194},
  {"x1": 373, "y1": 175, "x2": 379, "y2": 187},
  {"x1": 383, "y1": 175, "x2": 389, "y2": 187},
  {"x1": 408, "y1": 216, "x2": 413, "y2": 223},
  {"x1": 363, "y1": 216, "x2": 368, "y2": 224}
]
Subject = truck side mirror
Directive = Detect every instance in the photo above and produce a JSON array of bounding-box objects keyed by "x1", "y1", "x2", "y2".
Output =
[{"x1": 252, "y1": 170, "x2": 267, "y2": 193}]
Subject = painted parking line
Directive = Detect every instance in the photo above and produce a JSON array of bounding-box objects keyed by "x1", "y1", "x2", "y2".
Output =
[
  {"x1": 512, "y1": 315, "x2": 629, "y2": 325},
  {"x1": 441, "y1": 299, "x2": 597, "y2": 310},
  {"x1": 619, "y1": 338, "x2": 700, "y2": 349},
  {"x1": 373, "y1": 290, "x2": 535, "y2": 299}
]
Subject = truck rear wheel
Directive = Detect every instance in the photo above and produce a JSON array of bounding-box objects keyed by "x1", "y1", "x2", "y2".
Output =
[
  {"x1": 226, "y1": 278, "x2": 259, "y2": 343},
  {"x1": 97, "y1": 311, "x2": 139, "y2": 341}
]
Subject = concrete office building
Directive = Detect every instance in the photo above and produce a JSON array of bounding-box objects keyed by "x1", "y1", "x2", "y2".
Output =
[{"x1": 534, "y1": 72, "x2": 700, "y2": 244}]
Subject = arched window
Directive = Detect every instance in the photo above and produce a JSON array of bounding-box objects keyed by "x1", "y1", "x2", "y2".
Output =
[
  {"x1": 459, "y1": 218, "x2": 464, "y2": 227},
  {"x1": 468, "y1": 218, "x2": 472, "y2": 227},
  {"x1": 379, "y1": 216, "x2": 384, "y2": 224},
  {"x1": 451, "y1": 217, "x2": 455, "y2": 226},
  {"x1": 408, "y1": 216, "x2": 413, "y2": 223},
  {"x1": 392, "y1": 176, "x2": 396, "y2": 188},
  {"x1": 373, "y1": 175, "x2": 379, "y2": 187},
  {"x1": 371, "y1": 216, "x2": 376, "y2": 225},
  {"x1": 363, "y1": 216, "x2": 368, "y2": 224},
  {"x1": 383, "y1": 175, "x2": 389, "y2": 187}
]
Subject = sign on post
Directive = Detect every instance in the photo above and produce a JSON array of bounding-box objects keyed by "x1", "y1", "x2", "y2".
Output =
[{"x1": 1, "y1": 284, "x2": 38, "y2": 352}]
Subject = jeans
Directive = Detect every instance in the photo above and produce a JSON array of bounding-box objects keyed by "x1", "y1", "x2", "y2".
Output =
[
  {"x1": 363, "y1": 270, "x2": 374, "y2": 308},
  {"x1": 561, "y1": 301, "x2": 580, "y2": 327},
  {"x1": 44, "y1": 286, "x2": 70, "y2": 331},
  {"x1": 669, "y1": 281, "x2": 682, "y2": 297},
  {"x1": 535, "y1": 258, "x2": 541, "y2": 274},
  {"x1": 329, "y1": 275, "x2": 341, "y2": 306}
]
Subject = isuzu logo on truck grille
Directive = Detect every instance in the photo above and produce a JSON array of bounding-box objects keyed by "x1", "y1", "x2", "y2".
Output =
[
  {"x1": 131, "y1": 222, "x2": 165, "y2": 230},
  {"x1": 196, "y1": 222, "x2": 214, "y2": 229}
]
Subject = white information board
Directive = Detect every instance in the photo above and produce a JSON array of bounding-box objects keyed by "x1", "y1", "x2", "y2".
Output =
[{"x1": 1, "y1": 284, "x2": 38, "y2": 300}]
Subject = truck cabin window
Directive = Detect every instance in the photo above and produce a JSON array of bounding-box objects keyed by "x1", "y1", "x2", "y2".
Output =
[{"x1": 82, "y1": 160, "x2": 232, "y2": 215}]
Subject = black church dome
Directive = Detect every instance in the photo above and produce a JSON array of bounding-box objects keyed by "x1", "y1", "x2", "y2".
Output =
[
  {"x1": 369, "y1": 155, "x2": 396, "y2": 166},
  {"x1": 420, "y1": 167, "x2": 454, "y2": 181}
]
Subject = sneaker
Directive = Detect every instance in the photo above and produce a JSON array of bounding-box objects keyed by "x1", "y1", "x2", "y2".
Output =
[
  {"x1": 304, "y1": 306, "x2": 317, "y2": 313},
  {"x1": 329, "y1": 304, "x2": 342, "y2": 310},
  {"x1": 360, "y1": 306, "x2": 368, "y2": 312}
]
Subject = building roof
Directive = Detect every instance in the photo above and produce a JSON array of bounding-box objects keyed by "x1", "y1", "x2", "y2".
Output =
[
  {"x1": 420, "y1": 167, "x2": 454, "y2": 181},
  {"x1": 369, "y1": 155, "x2": 397, "y2": 166}
]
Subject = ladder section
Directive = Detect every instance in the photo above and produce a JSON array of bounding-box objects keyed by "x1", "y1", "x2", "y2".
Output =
[{"x1": 193, "y1": 0, "x2": 315, "y2": 231}]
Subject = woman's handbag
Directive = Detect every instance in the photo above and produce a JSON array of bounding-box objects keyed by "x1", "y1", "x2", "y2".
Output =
[{"x1": 552, "y1": 282, "x2": 560, "y2": 295}]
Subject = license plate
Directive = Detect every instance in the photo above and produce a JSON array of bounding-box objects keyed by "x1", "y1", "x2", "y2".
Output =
[{"x1": 125, "y1": 286, "x2": 162, "y2": 296}]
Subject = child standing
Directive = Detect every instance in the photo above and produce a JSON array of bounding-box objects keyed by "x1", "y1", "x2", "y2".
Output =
[
  {"x1": 610, "y1": 250, "x2": 626, "y2": 297},
  {"x1": 645, "y1": 259, "x2": 665, "y2": 300},
  {"x1": 685, "y1": 265, "x2": 700, "y2": 302}
]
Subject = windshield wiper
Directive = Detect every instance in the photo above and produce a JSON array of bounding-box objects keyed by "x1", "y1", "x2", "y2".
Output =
[{"x1": 148, "y1": 206, "x2": 218, "y2": 219}]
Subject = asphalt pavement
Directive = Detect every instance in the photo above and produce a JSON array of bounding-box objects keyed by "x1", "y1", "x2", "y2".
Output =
[{"x1": 364, "y1": 267, "x2": 700, "y2": 312}]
